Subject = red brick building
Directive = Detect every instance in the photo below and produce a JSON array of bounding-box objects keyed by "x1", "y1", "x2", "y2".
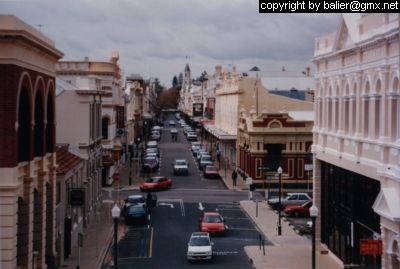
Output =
[{"x1": 237, "y1": 110, "x2": 313, "y2": 193}]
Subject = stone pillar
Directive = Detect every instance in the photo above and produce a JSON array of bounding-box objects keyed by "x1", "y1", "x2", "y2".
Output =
[
  {"x1": 313, "y1": 158, "x2": 322, "y2": 241},
  {"x1": 0, "y1": 186, "x2": 18, "y2": 269}
]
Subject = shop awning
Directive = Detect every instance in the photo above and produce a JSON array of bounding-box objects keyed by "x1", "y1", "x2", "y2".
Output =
[
  {"x1": 373, "y1": 187, "x2": 400, "y2": 222},
  {"x1": 203, "y1": 125, "x2": 236, "y2": 141}
]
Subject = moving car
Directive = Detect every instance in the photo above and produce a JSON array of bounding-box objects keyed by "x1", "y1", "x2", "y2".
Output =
[
  {"x1": 125, "y1": 204, "x2": 149, "y2": 225},
  {"x1": 203, "y1": 165, "x2": 220, "y2": 179},
  {"x1": 284, "y1": 200, "x2": 313, "y2": 217},
  {"x1": 199, "y1": 212, "x2": 226, "y2": 235},
  {"x1": 140, "y1": 176, "x2": 172, "y2": 192},
  {"x1": 170, "y1": 128, "x2": 178, "y2": 135},
  {"x1": 187, "y1": 232, "x2": 213, "y2": 261},
  {"x1": 173, "y1": 159, "x2": 189, "y2": 175},
  {"x1": 268, "y1": 193, "x2": 312, "y2": 210},
  {"x1": 146, "y1": 141, "x2": 158, "y2": 149},
  {"x1": 169, "y1": 120, "x2": 175, "y2": 126}
]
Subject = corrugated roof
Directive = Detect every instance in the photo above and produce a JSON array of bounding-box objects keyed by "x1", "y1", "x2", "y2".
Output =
[{"x1": 56, "y1": 146, "x2": 83, "y2": 175}]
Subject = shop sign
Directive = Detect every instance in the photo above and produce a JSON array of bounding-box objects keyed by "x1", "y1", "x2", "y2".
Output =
[
  {"x1": 360, "y1": 239, "x2": 382, "y2": 255},
  {"x1": 69, "y1": 189, "x2": 85, "y2": 207}
]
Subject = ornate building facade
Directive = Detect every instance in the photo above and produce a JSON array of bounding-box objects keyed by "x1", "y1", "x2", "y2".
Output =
[
  {"x1": 0, "y1": 15, "x2": 63, "y2": 269},
  {"x1": 313, "y1": 14, "x2": 399, "y2": 268}
]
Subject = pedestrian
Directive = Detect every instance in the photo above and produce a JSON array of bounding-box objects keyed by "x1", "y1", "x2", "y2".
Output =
[
  {"x1": 246, "y1": 176, "x2": 253, "y2": 200},
  {"x1": 231, "y1": 170, "x2": 238, "y2": 189},
  {"x1": 146, "y1": 192, "x2": 153, "y2": 208},
  {"x1": 216, "y1": 149, "x2": 221, "y2": 162}
]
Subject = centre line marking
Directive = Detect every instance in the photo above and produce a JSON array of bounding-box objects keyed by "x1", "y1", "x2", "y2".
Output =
[{"x1": 148, "y1": 227, "x2": 154, "y2": 258}]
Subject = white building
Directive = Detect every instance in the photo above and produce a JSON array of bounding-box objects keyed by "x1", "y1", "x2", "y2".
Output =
[
  {"x1": 56, "y1": 53, "x2": 125, "y2": 186},
  {"x1": 313, "y1": 13, "x2": 399, "y2": 268}
]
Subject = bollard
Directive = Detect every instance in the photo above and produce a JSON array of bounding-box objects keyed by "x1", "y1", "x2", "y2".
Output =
[
  {"x1": 256, "y1": 199, "x2": 258, "y2": 218},
  {"x1": 262, "y1": 239, "x2": 265, "y2": 256}
]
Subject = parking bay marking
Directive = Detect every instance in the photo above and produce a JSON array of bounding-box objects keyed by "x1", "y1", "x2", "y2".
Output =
[{"x1": 159, "y1": 202, "x2": 174, "y2": 208}]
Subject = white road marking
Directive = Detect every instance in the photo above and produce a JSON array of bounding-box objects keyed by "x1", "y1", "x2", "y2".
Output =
[
  {"x1": 198, "y1": 202, "x2": 205, "y2": 211},
  {"x1": 159, "y1": 202, "x2": 174, "y2": 208}
]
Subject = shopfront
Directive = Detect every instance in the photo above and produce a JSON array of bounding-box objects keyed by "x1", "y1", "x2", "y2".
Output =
[{"x1": 321, "y1": 162, "x2": 381, "y2": 268}]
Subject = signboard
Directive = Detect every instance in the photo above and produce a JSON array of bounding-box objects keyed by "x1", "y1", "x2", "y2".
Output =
[
  {"x1": 69, "y1": 189, "x2": 85, "y2": 207},
  {"x1": 116, "y1": 106, "x2": 125, "y2": 128},
  {"x1": 304, "y1": 164, "x2": 313, "y2": 171},
  {"x1": 360, "y1": 239, "x2": 382, "y2": 255},
  {"x1": 192, "y1": 103, "x2": 204, "y2": 117}
]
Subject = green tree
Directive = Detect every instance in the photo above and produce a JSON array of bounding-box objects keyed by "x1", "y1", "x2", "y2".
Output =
[{"x1": 172, "y1": 75, "x2": 178, "y2": 87}]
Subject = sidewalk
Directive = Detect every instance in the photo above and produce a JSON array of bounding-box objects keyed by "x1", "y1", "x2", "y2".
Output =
[
  {"x1": 218, "y1": 167, "x2": 343, "y2": 269},
  {"x1": 63, "y1": 162, "x2": 135, "y2": 269}
]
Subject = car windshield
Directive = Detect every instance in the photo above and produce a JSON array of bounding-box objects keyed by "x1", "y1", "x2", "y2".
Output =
[
  {"x1": 128, "y1": 205, "x2": 145, "y2": 214},
  {"x1": 189, "y1": 237, "x2": 210, "y2": 246},
  {"x1": 203, "y1": 215, "x2": 223, "y2": 223},
  {"x1": 145, "y1": 177, "x2": 160, "y2": 183},
  {"x1": 127, "y1": 196, "x2": 145, "y2": 203},
  {"x1": 176, "y1": 160, "x2": 187, "y2": 166},
  {"x1": 201, "y1": 156, "x2": 212, "y2": 162},
  {"x1": 206, "y1": 166, "x2": 217, "y2": 172}
]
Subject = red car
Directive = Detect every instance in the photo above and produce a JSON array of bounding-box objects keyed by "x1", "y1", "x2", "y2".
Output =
[
  {"x1": 199, "y1": 212, "x2": 226, "y2": 235},
  {"x1": 284, "y1": 200, "x2": 312, "y2": 217},
  {"x1": 203, "y1": 165, "x2": 220, "y2": 179},
  {"x1": 140, "y1": 176, "x2": 172, "y2": 192}
]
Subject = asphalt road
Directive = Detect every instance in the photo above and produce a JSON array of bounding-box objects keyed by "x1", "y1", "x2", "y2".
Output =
[{"x1": 102, "y1": 115, "x2": 266, "y2": 269}]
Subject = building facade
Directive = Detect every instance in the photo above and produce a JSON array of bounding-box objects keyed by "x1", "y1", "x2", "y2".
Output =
[
  {"x1": 237, "y1": 110, "x2": 313, "y2": 194},
  {"x1": 313, "y1": 14, "x2": 399, "y2": 268},
  {"x1": 56, "y1": 53, "x2": 124, "y2": 186},
  {"x1": 54, "y1": 146, "x2": 84, "y2": 267},
  {"x1": 0, "y1": 15, "x2": 63, "y2": 269}
]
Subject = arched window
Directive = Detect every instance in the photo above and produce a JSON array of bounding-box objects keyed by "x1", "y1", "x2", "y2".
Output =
[
  {"x1": 18, "y1": 87, "x2": 31, "y2": 162},
  {"x1": 363, "y1": 81, "x2": 370, "y2": 137},
  {"x1": 392, "y1": 77, "x2": 399, "y2": 141},
  {"x1": 374, "y1": 79, "x2": 381, "y2": 139},
  {"x1": 46, "y1": 91, "x2": 55, "y2": 153},
  {"x1": 102, "y1": 117, "x2": 110, "y2": 139},
  {"x1": 34, "y1": 92, "x2": 44, "y2": 157}
]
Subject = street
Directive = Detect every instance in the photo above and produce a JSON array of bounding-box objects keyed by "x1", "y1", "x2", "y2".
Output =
[{"x1": 102, "y1": 116, "x2": 267, "y2": 268}]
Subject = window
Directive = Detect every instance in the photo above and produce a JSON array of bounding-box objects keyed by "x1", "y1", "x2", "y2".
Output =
[{"x1": 102, "y1": 117, "x2": 109, "y2": 139}]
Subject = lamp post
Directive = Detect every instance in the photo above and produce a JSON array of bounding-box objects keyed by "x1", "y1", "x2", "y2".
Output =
[
  {"x1": 277, "y1": 166, "x2": 282, "y2": 236},
  {"x1": 111, "y1": 204, "x2": 120, "y2": 269},
  {"x1": 128, "y1": 151, "x2": 132, "y2": 185},
  {"x1": 310, "y1": 205, "x2": 319, "y2": 269}
]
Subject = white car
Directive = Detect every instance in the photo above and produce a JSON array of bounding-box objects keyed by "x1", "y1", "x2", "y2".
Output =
[
  {"x1": 187, "y1": 232, "x2": 213, "y2": 261},
  {"x1": 173, "y1": 159, "x2": 189, "y2": 175}
]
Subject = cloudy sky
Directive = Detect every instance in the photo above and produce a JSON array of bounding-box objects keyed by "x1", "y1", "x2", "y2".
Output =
[{"x1": 1, "y1": 0, "x2": 340, "y2": 87}]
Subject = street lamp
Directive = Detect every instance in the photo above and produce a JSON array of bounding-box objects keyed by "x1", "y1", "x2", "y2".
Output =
[
  {"x1": 277, "y1": 166, "x2": 282, "y2": 236},
  {"x1": 111, "y1": 204, "x2": 121, "y2": 269},
  {"x1": 310, "y1": 204, "x2": 319, "y2": 269}
]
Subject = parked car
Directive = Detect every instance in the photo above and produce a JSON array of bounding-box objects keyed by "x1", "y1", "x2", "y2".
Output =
[
  {"x1": 173, "y1": 159, "x2": 189, "y2": 175},
  {"x1": 284, "y1": 200, "x2": 313, "y2": 217},
  {"x1": 169, "y1": 120, "x2": 175, "y2": 126},
  {"x1": 152, "y1": 125, "x2": 162, "y2": 134},
  {"x1": 146, "y1": 141, "x2": 158, "y2": 149},
  {"x1": 187, "y1": 132, "x2": 198, "y2": 141},
  {"x1": 203, "y1": 165, "x2": 220, "y2": 179},
  {"x1": 125, "y1": 204, "x2": 149, "y2": 225},
  {"x1": 196, "y1": 150, "x2": 209, "y2": 161},
  {"x1": 122, "y1": 194, "x2": 146, "y2": 217},
  {"x1": 268, "y1": 193, "x2": 312, "y2": 210},
  {"x1": 140, "y1": 176, "x2": 172, "y2": 192},
  {"x1": 199, "y1": 212, "x2": 226, "y2": 235},
  {"x1": 187, "y1": 232, "x2": 213, "y2": 261},
  {"x1": 150, "y1": 131, "x2": 161, "y2": 141},
  {"x1": 142, "y1": 156, "x2": 159, "y2": 172},
  {"x1": 145, "y1": 148, "x2": 160, "y2": 157},
  {"x1": 199, "y1": 155, "x2": 213, "y2": 170}
]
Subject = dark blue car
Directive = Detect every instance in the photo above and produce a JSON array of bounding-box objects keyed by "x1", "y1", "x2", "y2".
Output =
[{"x1": 125, "y1": 204, "x2": 149, "y2": 225}]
